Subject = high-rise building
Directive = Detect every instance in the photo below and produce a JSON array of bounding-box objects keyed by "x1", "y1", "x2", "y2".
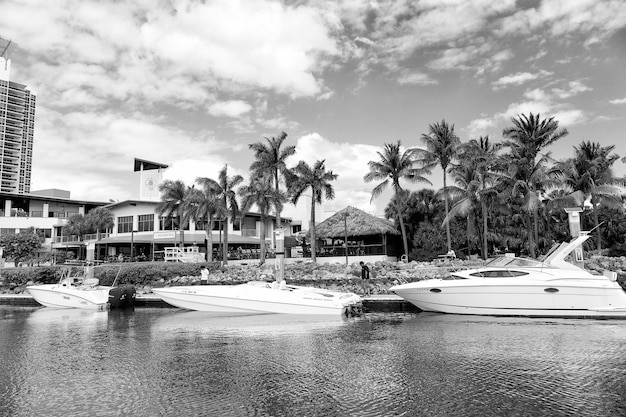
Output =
[{"x1": 0, "y1": 48, "x2": 35, "y2": 194}]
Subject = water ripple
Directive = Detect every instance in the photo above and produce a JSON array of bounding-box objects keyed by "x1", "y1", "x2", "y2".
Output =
[{"x1": 2, "y1": 309, "x2": 626, "y2": 416}]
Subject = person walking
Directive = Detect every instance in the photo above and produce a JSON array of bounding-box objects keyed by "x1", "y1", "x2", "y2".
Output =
[
  {"x1": 200, "y1": 265, "x2": 209, "y2": 285},
  {"x1": 360, "y1": 261, "x2": 370, "y2": 295}
]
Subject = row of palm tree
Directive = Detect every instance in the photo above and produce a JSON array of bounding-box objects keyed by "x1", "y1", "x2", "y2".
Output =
[
  {"x1": 371, "y1": 112, "x2": 625, "y2": 260},
  {"x1": 157, "y1": 133, "x2": 340, "y2": 264}
]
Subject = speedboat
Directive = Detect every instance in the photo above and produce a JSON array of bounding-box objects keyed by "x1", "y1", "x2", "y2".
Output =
[
  {"x1": 27, "y1": 265, "x2": 135, "y2": 310},
  {"x1": 390, "y1": 233, "x2": 626, "y2": 318},
  {"x1": 152, "y1": 281, "x2": 363, "y2": 316}
]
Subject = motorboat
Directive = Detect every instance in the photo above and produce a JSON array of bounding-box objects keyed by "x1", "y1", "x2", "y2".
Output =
[
  {"x1": 152, "y1": 281, "x2": 363, "y2": 316},
  {"x1": 27, "y1": 265, "x2": 136, "y2": 310},
  {"x1": 390, "y1": 233, "x2": 626, "y2": 318}
]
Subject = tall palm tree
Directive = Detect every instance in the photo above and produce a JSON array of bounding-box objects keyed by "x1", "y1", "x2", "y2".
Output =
[
  {"x1": 156, "y1": 179, "x2": 189, "y2": 249},
  {"x1": 289, "y1": 160, "x2": 338, "y2": 263},
  {"x1": 214, "y1": 165, "x2": 244, "y2": 265},
  {"x1": 445, "y1": 137, "x2": 501, "y2": 259},
  {"x1": 239, "y1": 175, "x2": 286, "y2": 264},
  {"x1": 187, "y1": 177, "x2": 224, "y2": 262},
  {"x1": 364, "y1": 141, "x2": 431, "y2": 259},
  {"x1": 501, "y1": 113, "x2": 568, "y2": 257},
  {"x1": 558, "y1": 141, "x2": 625, "y2": 252},
  {"x1": 249, "y1": 132, "x2": 296, "y2": 241},
  {"x1": 415, "y1": 120, "x2": 461, "y2": 253}
]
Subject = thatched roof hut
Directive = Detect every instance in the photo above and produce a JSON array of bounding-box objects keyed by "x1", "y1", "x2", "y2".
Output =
[{"x1": 314, "y1": 206, "x2": 399, "y2": 238}]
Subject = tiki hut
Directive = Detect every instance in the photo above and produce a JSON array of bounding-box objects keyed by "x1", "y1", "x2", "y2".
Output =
[{"x1": 312, "y1": 206, "x2": 401, "y2": 258}]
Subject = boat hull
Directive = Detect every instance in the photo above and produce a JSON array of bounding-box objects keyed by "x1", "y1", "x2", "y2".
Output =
[
  {"x1": 390, "y1": 279, "x2": 626, "y2": 318},
  {"x1": 152, "y1": 282, "x2": 362, "y2": 316},
  {"x1": 26, "y1": 285, "x2": 112, "y2": 310}
]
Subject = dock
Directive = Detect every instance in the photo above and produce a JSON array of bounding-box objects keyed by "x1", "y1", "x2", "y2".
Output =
[{"x1": 0, "y1": 293, "x2": 420, "y2": 313}]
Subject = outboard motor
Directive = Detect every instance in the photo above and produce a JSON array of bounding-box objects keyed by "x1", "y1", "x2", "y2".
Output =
[{"x1": 109, "y1": 285, "x2": 136, "y2": 309}]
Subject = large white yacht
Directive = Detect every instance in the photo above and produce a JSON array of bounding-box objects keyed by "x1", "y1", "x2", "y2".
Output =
[{"x1": 390, "y1": 234, "x2": 626, "y2": 318}]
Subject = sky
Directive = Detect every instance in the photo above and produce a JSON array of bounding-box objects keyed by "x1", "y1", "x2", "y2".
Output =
[{"x1": 1, "y1": 0, "x2": 626, "y2": 228}]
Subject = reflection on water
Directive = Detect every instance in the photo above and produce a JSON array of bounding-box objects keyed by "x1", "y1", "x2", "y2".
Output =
[{"x1": 1, "y1": 307, "x2": 626, "y2": 417}]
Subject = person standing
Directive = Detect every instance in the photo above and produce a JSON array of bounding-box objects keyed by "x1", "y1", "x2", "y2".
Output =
[
  {"x1": 200, "y1": 265, "x2": 209, "y2": 285},
  {"x1": 360, "y1": 261, "x2": 370, "y2": 295}
]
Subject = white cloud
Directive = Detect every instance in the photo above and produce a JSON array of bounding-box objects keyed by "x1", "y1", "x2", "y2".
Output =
[
  {"x1": 551, "y1": 81, "x2": 592, "y2": 99},
  {"x1": 397, "y1": 71, "x2": 438, "y2": 86},
  {"x1": 609, "y1": 98, "x2": 626, "y2": 105},
  {"x1": 492, "y1": 72, "x2": 540, "y2": 89},
  {"x1": 208, "y1": 100, "x2": 252, "y2": 118}
]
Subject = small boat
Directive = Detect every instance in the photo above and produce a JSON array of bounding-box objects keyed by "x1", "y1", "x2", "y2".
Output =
[
  {"x1": 390, "y1": 233, "x2": 626, "y2": 318},
  {"x1": 27, "y1": 265, "x2": 136, "y2": 310},
  {"x1": 152, "y1": 281, "x2": 363, "y2": 316}
]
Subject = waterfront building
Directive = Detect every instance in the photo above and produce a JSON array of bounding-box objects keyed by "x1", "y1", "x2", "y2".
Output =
[
  {"x1": 0, "y1": 189, "x2": 106, "y2": 264},
  {"x1": 0, "y1": 54, "x2": 36, "y2": 194}
]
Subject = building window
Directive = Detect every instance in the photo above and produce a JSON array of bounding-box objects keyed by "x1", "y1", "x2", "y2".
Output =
[
  {"x1": 292, "y1": 225, "x2": 302, "y2": 233},
  {"x1": 118, "y1": 216, "x2": 133, "y2": 233},
  {"x1": 233, "y1": 218, "x2": 241, "y2": 231},
  {"x1": 138, "y1": 214, "x2": 154, "y2": 232}
]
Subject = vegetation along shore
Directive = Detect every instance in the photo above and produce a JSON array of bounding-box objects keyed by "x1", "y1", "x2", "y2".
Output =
[{"x1": 2, "y1": 256, "x2": 625, "y2": 297}]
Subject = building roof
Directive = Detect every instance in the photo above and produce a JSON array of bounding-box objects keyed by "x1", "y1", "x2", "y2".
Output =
[
  {"x1": 133, "y1": 158, "x2": 169, "y2": 172},
  {"x1": 0, "y1": 190, "x2": 107, "y2": 206},
  {"x1": 314, "y1": 206, "x2": 400, "y2": 238}
]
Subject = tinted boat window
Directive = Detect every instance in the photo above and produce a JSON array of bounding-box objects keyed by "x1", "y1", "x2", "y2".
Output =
[{"x1": 470, "y1": 270, "x2": 528, "y2": 277}]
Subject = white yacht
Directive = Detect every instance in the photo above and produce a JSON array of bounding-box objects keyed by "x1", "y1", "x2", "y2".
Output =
[
  {"x1": 27, "y1": 265, "x2": 135, "y2": 310},
  {"x1": 152, "y1": 281, "x2": 363, "y2": 316},
  {"x1": 390, "y1": 234, "x2": 626, "y2": 318}
]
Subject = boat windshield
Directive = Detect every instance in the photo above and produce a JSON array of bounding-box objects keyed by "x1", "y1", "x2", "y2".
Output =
[{"x1": 484, "y1": 256, "x2": 549, "y2": 268}]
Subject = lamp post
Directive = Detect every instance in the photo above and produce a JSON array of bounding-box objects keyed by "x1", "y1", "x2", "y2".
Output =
[
  {"x1": 343, "y1": 212, "x2": 348, "y2": 266},
  {"x1": 130, "y1": 230, "x2": 137, "y2": 262}
]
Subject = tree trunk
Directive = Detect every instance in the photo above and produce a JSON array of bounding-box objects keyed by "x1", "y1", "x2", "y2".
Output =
[
  {"x1": 260, "y1": 215, "x2": 267, "y2": 264},
  {"x1": 466, "y1": 216, "x2": 471, "y2": 259},
  {"x1": 223, "y1": 215, "x2": 229, "y2": 266},
  {"x1": 443, "y1": 173, "x2": 452, "y2": 252},
  {"x1": 593, "y1": 199, "x2": 602, "y2": 253},
  {"x1": 533, "y1": 208, "x2": 539, "y2": 253},
  {"x1": 274, "y1": 172, "x2": 281, "y2": 248},
  {"x1": 481, "y1": 200, "x2": 488, "y2": 260},
  {"x1": 310, "y1": 194, "x2": 317, "y2": 263},
  {"x1": 527, "y1": 212, "x2": 535, "y2": 258},
  {"x1": 206, "y1": 216, "x2": 214, "y2": 262},
  {"x1": 394, "y1": 191, "x2": 409, "y2": 258}
]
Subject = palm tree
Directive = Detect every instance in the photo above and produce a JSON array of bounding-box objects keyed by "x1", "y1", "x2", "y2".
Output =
[
  {"x1": 289, "y1": 160, "x2": 338, "y2": 263},
  {"x1": 186, "y1": 177, "x2": 224, "y2": 262},
  {"x1": 415, "y1": 120, "x2": 461, "y2": 253},
  {"x1": 501, "y1": 113, "x2": 568, "y2": 257},
  {"x1": 445, "y1": 137, "x2": 500, "y2": 259},
  {"x1": 364, "y1": 141, "x2": 431, "y2": 259},
  {"x1": 66, "y1": 213, "x2": 89, "y2": 260},
  {"x1": 214, "y1": 165, "x2": 244, "y2": 265},
  {"x1": 85, "y1": 207, "x2": 115, "y2": 261},
  {"x1": 558, "y1": 141, "x2": 625, "y2": 252},
  {"x1": 249, "y1": 132, "x2": 296, "y2": 240},
  {"x1": 239, "y1": 175, "x2": 286, "y2": 264},
  {"x1": 156, "y1": 180, "x2": 189, "y2": 249},
  {"x1": 84, "y1": 207, "x2": 114, "y2": 241}
]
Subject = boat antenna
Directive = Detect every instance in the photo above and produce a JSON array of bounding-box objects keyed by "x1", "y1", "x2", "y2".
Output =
[
  {"x1": 582, "y1": 221, "x2": 605, "y2": 235},
  {"x1": 112, "y1": 267, "x2": 123, "y2": 287}
]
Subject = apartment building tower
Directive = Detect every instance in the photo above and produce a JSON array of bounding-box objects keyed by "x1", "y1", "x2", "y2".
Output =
[{"x1": 0, "y1": 44, "x2": 35, "y2": 194}]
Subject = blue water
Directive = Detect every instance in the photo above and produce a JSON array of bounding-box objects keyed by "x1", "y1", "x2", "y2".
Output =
[{"x1": 1, "y1": 307, "x2": 625, "y2": 417}]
